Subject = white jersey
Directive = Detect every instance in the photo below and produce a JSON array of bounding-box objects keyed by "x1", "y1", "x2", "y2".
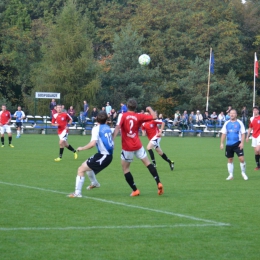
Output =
[{"x1": 91, "y1": 124, "x2": 114, "y2": 155}]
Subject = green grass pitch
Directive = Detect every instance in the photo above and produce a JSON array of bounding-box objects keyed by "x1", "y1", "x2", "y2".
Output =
[{"x1": 0, "y1": 134, "x2": 260, "y2": 259}]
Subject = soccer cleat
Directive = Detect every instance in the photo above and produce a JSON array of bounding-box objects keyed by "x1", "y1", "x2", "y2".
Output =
[
  {"x1": 54, "y1": 157, "x2": 62, "y2": 162},
  {"x1": 1, "y1": 145, "x2": 4, "y2": 148},
  {"x1": 242, "y1": 173, "x2": 248, "y2": 180},
  {"x1": 157, "y1": 182, "x2": 164, "y2": 195},
  {"x1": 170, "y1": 161, "x2": 174, "y2": 171},
  {"x1": 226, "y1": 175, "x2": 233, "y2": 180},
  {"x1": 254, "y1": 167, "x2": 260, "y2": 170},
  {"x1": 130, "y1": 189, "x2": 140, "y2": 196},
  {"x1": 74, "y1": 152, "x2": 78, "y2": 160},
  {"x1": 86, "y1": 182, "x2": 100, "y2": 190},
  {"x1": 67, "y1": 193, "x2": 82, "y2": 198},
  {"x1": 9, "y1": 144, "x2": 14, "y2": 148}
]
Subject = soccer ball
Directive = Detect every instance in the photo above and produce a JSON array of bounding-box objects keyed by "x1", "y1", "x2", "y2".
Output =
[{"x1": 138, "y1": 54, "x2": 151, "y2": 66}]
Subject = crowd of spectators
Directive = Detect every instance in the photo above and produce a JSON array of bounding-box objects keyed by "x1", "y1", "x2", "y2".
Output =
[{"x1": 49, "y1": 100, "x2": 249, "y2": 131}]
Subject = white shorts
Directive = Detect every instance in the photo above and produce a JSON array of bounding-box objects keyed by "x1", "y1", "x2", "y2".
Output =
[
  {"x1": 58, "y1": 130, "x2": 68, "y2": 141},
  {"x1": 251, "y1": 136, "x2": 260, "y2": 147},
  {"x1": 121, "y1": 147, "x2": 147, "y2": 162},
  {"x1": 150, "y1": 136, "x2": 161, "y2": 149},
  {"x1": 0, "y1": 125, "x2": 11, "y2": 134}
]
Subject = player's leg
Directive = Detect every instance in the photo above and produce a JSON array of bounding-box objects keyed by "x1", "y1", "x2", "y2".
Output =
[
  {"x1": 226, "y1": 145, "x2": 234, "y2": 180},
  {"x1": 155, "y1": 145, "x2": 174, "y2": 171},
  {"x1": 121, "y1": 150, "x2": 139, "y2": 196},
  {"x1": 0, "y1": 126, "x2": 4, "y2": 147},
  {"x1": 16, "y1": 123, "x2": 20, "y2": 138},
  {"x1": 251, "y1": 137, "x2": 260, "y2": 170},
  {"x1": 138, "y1": 147, "x2": 164, "y2": 195},
  {"x1": 6, "y1": 126, "x2": 14, "y2": 147},
  {"x1": 147, "y1": 141, "x2": 156, "y2": 167},
  {"x1": 64, "y1": 136, "x2": 78, "y2": 159}
]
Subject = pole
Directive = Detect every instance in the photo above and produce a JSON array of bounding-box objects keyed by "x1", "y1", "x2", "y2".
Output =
[
  {"x1": 206, "y1": 48, "x2": 212, "y2": 111},
  {"x1": 253, "y1": 52, "x2": 256, "y2": 107}
]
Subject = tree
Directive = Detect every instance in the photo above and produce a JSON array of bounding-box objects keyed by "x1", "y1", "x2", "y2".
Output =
[
  {"x1": 31, "y1": 0, "x2": 100, "y2": 115},
  {"x1": 98, "y1": 25, "x2": 161, "y2": 110}
]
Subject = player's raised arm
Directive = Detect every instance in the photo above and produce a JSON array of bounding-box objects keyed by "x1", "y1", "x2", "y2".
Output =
[{"x1": 146, "y1": 107, "x2": 156, "y2": 119}]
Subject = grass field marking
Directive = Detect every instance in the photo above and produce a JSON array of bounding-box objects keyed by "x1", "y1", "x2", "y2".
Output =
[
  {"x1": 0, "y1": 181, "x2": 230, "y2": 226},
  {"x1": 0, "y1": 223, "x2": 229, "y2": 232}
]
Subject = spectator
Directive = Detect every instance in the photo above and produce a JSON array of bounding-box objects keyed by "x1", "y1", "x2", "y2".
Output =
[
  {"x1": 52, "y1": 106, "x2": 57, "y2": 118},
  {"x1": 183, "y1": 110, "x2": 189, "y2": 121},
  {"x1": 179, "y1": 114, "x2": 188, "y2": 130},
  {"x1": 49, "y1": 99, "x2": 56, "y2": 118},
  {"x1": 106, "y1": 113, "x2": 113, "y2": 127},
  {"x1": 120, "y1": 102, "x2": 128, "y2": 113},
  {"x1": 210, "y1": 111, "x2": 218, "y2": 125},
  {"x1": 110, "y1": 108, "x2": 117, "y2": 126},
  {"x1": 106, "y1": 102, "x2": 112, "y2": 115},
  {"x1": 241, "y1": 106, "x2": 248, "y2": 127},
  {"x1": 189, "y1": 111, "x2": 196, "y2": 124},
  {"x1": 78, "y1": 111, "x2": 86, "y2": 127},
  {"x1": 102, "y1": 107, "x2": 105, "y2": 112},
  {"x1": 218, "y1": 111, "x2": 225, "y2": 126},
  {"x1": 68, "y1": 106, "x2": 76, "y2": 121},
  {"x1": 83, "y1": 100, "x2": 89, "y2": 117},
  {"x1": 195, "y1": 110, "x2": 204, "y2": 125},
  {"x1": 61, "y1": 105, "x2": 67, "y2": 113},
  {"x1": 91, "y1": 107, "x2": 98, "y2": 122},
  {"x1": 173, "y1": 110, "x2": 181, "y2": 126},
  {"x1": 203, "y1": 111, "x2": 211, "y2": 125}
]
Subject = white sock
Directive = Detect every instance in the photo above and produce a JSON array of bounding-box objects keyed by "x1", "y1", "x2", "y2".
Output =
[
  {"x1": 240, "y1": 162, "x2": 246, "y2": 173},
  {"x1": 75, "y1": 175, "x2": 85, "y2": 195},
  {"x1": 87, "y1": 170, "x2": 98, "y2": 184},
  {"x1": 17, "y1": 130, "x2": 20, "y2": 136},
  {"x1": 227, "y1": 163, "x2": 234, "y2": 176}
]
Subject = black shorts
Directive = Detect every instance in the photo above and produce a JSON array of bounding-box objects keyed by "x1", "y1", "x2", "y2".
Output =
[
  {"x1": 16, "y1": 122, "x2": 22, "y2": 128},
  {"x1": 86, "y1": 153, "x2": 113, "y2": 174},
  {"x1": 225, "y1": 141, "x2": 244, "y2": 158}
]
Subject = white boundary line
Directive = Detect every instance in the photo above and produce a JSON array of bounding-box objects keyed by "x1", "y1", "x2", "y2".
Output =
[
  {"x1": 0, "y1": 181, "x2": 230, "y2": 227},
  {"x1": 0, "y1": 223, "x2": 227, "y2": 231}
]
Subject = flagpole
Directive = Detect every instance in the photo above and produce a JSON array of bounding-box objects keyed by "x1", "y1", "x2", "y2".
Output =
[
  {"x1": 253, "y1": 52, "x2": 256, "y2": 107},
  {"x1": 206, "y1": 48, "x2": 212, "y2": 111}
]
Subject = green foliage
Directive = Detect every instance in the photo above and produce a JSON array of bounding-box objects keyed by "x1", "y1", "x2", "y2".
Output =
[
  {"x1": 31, "y1": 0, "x2": 100, "y2": 115},
  {"x1": 98, "y1": 25, "x2": 161, "y2": 110}
]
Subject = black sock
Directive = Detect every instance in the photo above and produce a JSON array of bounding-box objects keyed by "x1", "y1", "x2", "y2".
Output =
[
  {"x1": 1, "y1": 137, "x2": 4, "y2": 145},
  {"x1": 124, "y1": 172, "x2": 137, "y2": 191},
  {"x1": 148, "y1": 149, "x2": 156, "y2": 165},
  {"x1": 8, "y1": 136, "x2": 12, "y2": 144},
  {"x1": 59, "y1": 148, "x2": 64, "y2": 158},
  {"x1": 255, "y1": 154, "x2": 260, "y2": 167},
  {"x1": 161, "y1": 153, "x2": 171, "y2": 163},
  {"x1": 147, "y1": 164, "x2": 160, "y2": 184},
  {"x1": 67, "y1": 144, "x2": 76, "y2": 153}
]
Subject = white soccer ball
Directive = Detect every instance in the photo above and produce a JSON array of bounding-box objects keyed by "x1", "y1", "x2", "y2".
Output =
[{"x1": 138, "y1": 54, "x2": 151, "y2": 66}]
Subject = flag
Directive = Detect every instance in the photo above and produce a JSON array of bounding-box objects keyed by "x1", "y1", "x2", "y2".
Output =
[
  {"x1": 255, "y1": 53, "x2": 258, "y2": 78},
  {"x1": 210, "y1": 51, "x2": 214, "y2": 74}
]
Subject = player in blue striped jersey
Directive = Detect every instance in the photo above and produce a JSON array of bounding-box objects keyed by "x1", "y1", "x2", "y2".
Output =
[
  {"x1": 220, "y1": 109, "x2": 248, "y2": 180},
  {"x1": 68, "y1": 111, "x2": 114, "y2": 198}
]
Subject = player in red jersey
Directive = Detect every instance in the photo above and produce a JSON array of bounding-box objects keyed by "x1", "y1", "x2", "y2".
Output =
[
  {"x1": 246, "y1": 106, "x2": 260, "y2": 169},
  {"x1": 51, "y1": 104, "x2": 78, "y2": 162},
  {"x1": 142, "y1": 113, "x2": 174, "y2": 170},
  {"x1": 113, "y1": 99, "x2": 164, "y2": 196},
  {"x1": 0, "y1": 105, "x2": 14, "y2": 148}
]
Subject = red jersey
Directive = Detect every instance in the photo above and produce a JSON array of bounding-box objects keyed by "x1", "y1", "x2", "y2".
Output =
[
  {"x1": 0, "y1": 110, "x2": 11, "y2": 125},
  {"x1": 142, "y1": 120, "x2": 162, "y2": 140},
  {"x1": 249, "y1": 115, "x2": 260, "y2": 138},
  {"x1": 52, "y1": 112, "x2": 72, "y2": 134},
  {"x1": 118, "y1": 112, "x2": 153, "y2": 151}
]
